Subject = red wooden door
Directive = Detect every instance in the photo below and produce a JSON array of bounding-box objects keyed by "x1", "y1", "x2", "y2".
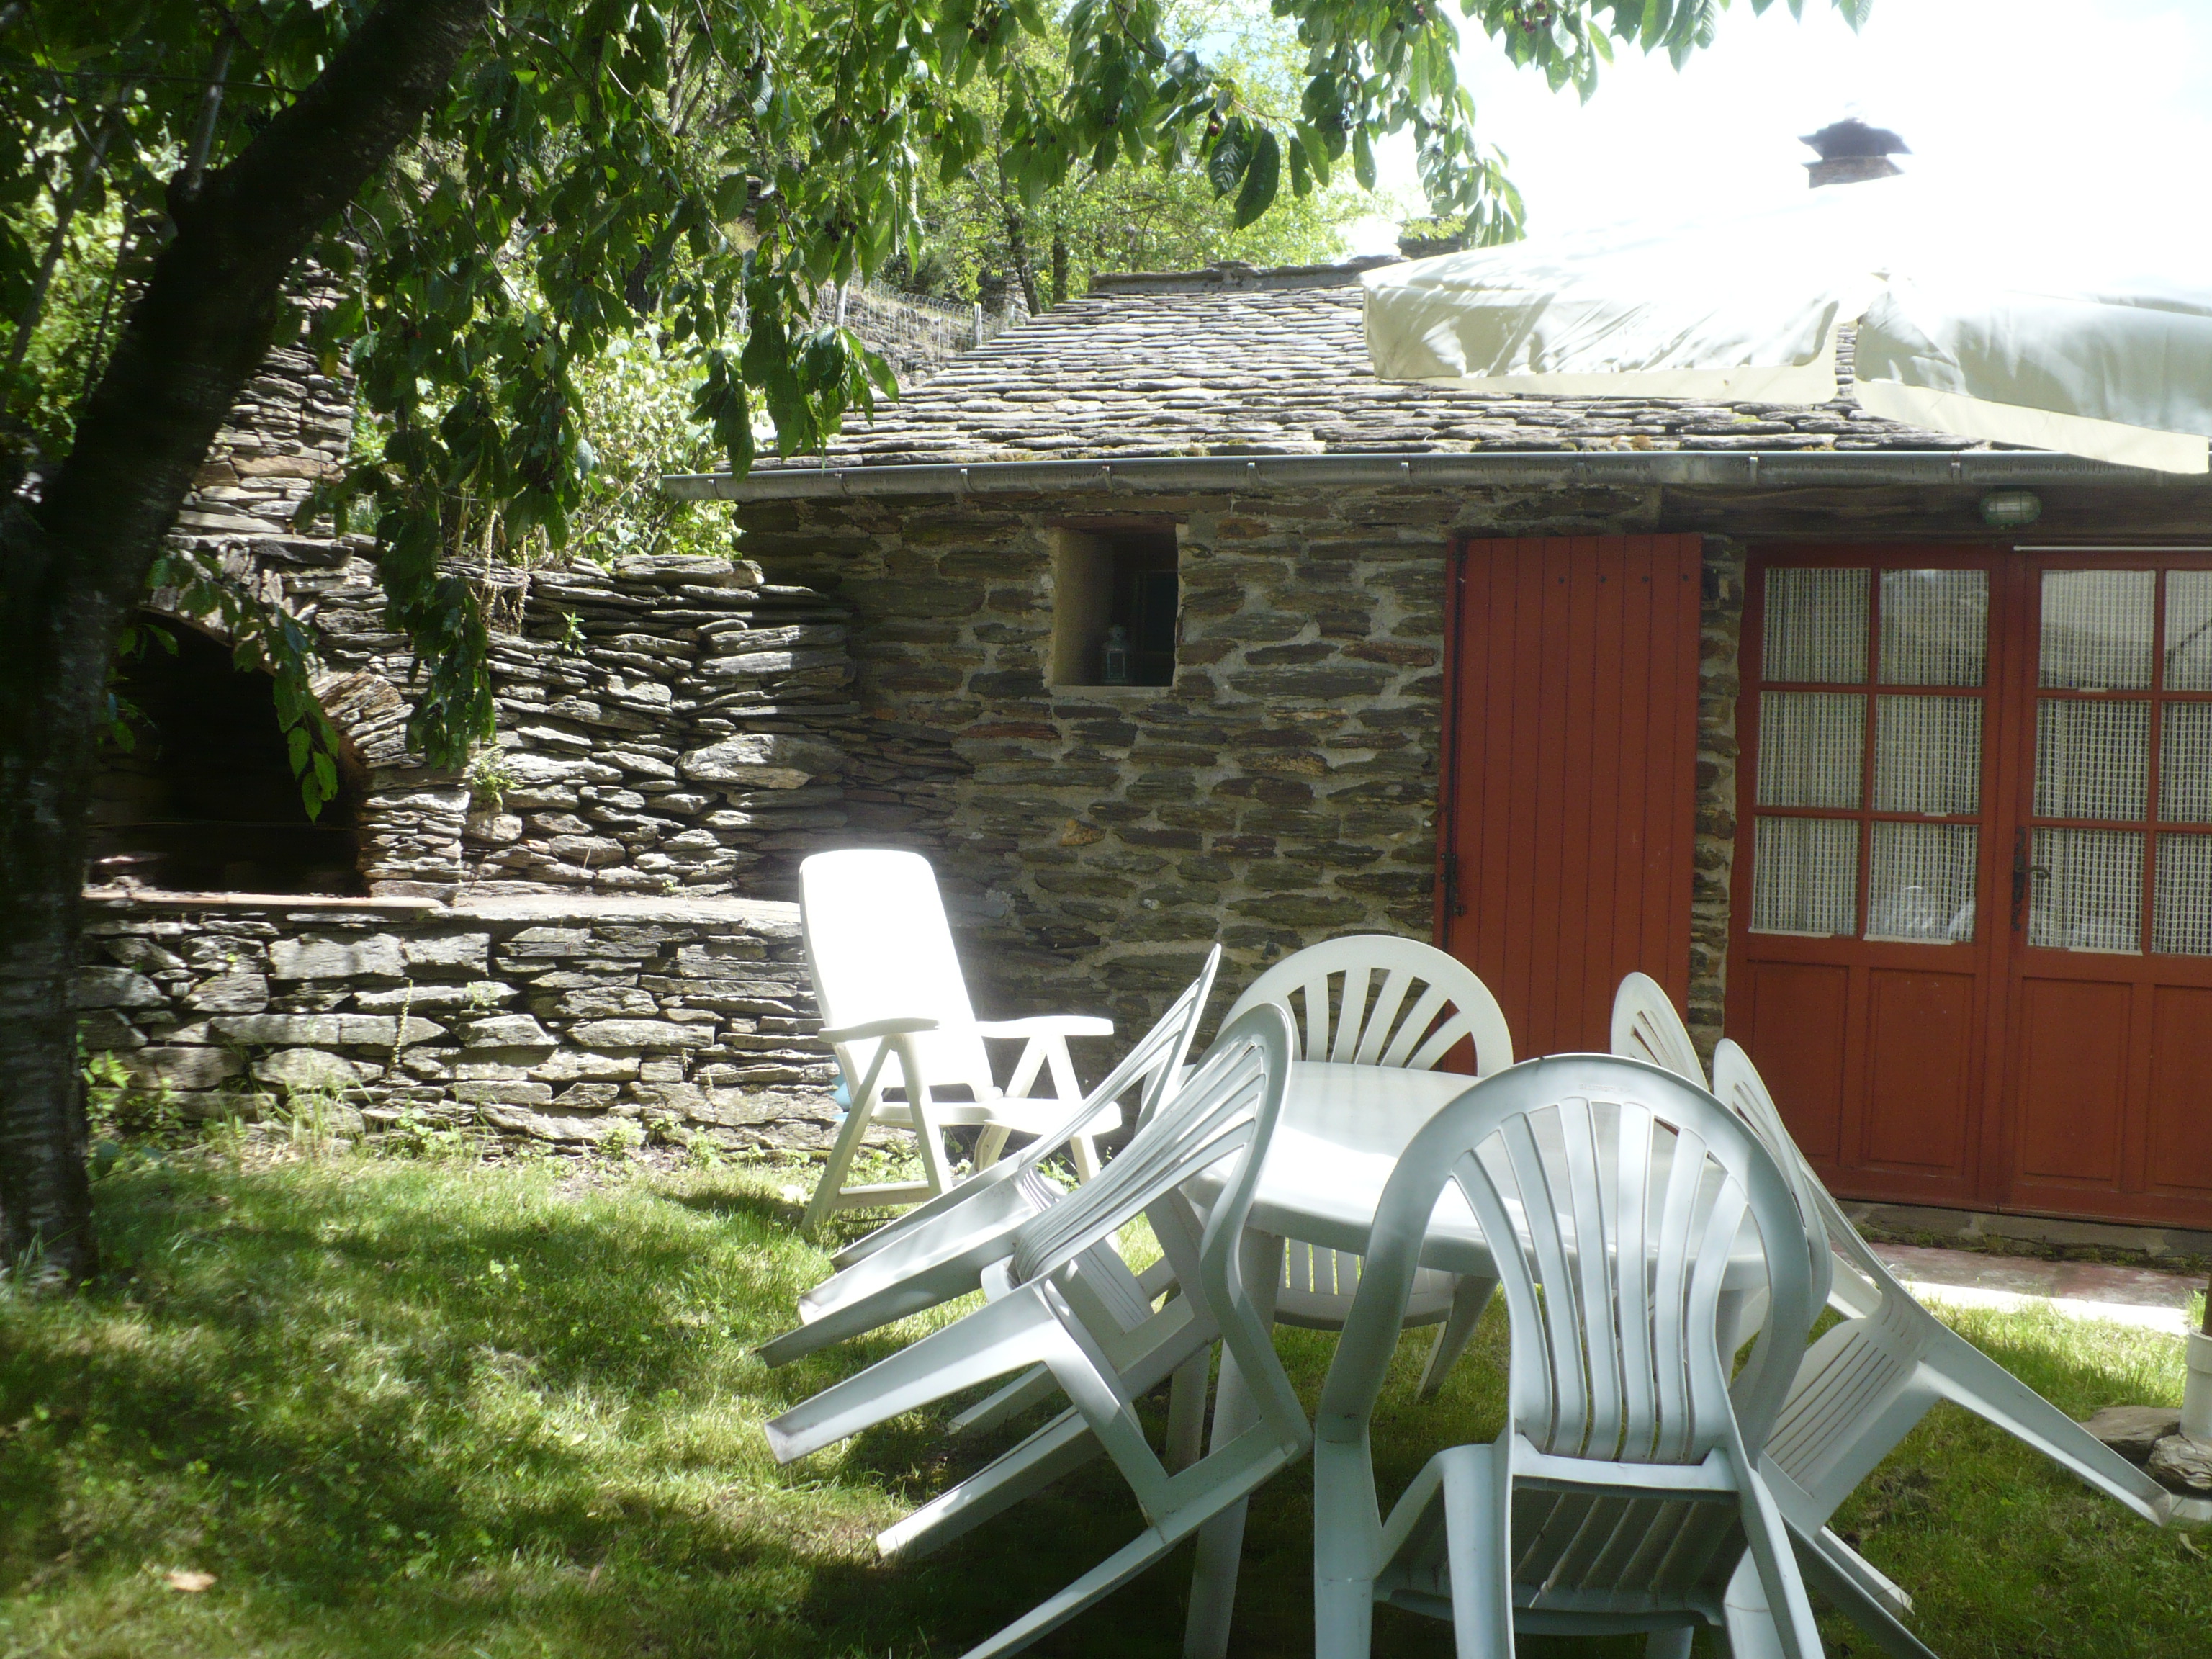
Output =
[
  {"x1": 1437, "y1": 536, "x2": 1703, "y2": 1058},
  {"x1": 1996, "y1": 554, "x2": 2212, "y2": 1227},
  {"x1": 1727, "y1": 549, "x2": 2011, "y2": 1210},
  {"x1": 1729, "y1": 549, "x2": 2212, "y2": 1228}
]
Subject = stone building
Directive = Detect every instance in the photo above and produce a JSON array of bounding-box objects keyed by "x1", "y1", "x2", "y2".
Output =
[
  {"x1": 73, "y1": 252, "x2": 2212, "y2": 1235},
  {"x1": 662, "y1": 257, "x2": 2212, "y2": 1236}
]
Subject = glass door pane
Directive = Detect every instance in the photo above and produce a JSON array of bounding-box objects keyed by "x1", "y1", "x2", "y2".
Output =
[
  {"x1": 1751, "y1": 565, "x2": 1987, "y2": 944},
  {"x1": 2028, "y1": 570, "x2": 2158, "y2": 957},
  {"x1": 2041, "y1": 570, "x2": 2154, "y2": 688}
]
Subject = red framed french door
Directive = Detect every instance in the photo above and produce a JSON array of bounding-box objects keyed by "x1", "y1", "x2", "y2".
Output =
[
  {"x1": 1728, "y1": 547, "x2": 2212, "y2": 1228},
  {"x1": 1728, "y1": 548, "x2": 2014, "y2": 1210},
  {"x1": 1996, "y1": 553, "x2": 2212, "y2": 1226}
]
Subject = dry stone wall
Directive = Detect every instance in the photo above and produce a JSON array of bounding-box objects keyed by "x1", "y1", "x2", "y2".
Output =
[
  {"x1": 84, "y1": 297, "x2": 871, "y2": 1143},
  {"x1": 147, "y1": 304, "x2": 898, "y2": 904},
  {"x1": 78, "y1": 893, "x2": 840, "y2": 1149}
]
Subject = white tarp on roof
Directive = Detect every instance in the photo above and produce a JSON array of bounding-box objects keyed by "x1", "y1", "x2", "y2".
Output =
[{"x1": 1362, "y1": 176, "x2": 2212, "y2": 474}]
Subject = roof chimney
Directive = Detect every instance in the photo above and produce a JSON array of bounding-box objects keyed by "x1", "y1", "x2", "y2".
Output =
[{"x1": 1801, "y1": 118, "x2": 1909, "y2": 188}]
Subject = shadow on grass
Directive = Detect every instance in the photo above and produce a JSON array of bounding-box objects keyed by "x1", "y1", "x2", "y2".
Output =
[{"x1": 4, "y1": 1151, "x2": 2204, "y2": 1659}]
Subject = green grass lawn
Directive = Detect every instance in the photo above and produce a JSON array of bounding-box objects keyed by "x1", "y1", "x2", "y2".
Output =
[{"x1": 2, "y1": 1136, "x2": 2208, "y2": 1658}]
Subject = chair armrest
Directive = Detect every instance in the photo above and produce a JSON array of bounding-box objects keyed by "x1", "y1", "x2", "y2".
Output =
[
  {"x1": 818, "y1": 1016, "x2": 940, "y2": 1045},
  {"x1": 973, "y1": 1015, "x2": 1115, "y2": 1040}
]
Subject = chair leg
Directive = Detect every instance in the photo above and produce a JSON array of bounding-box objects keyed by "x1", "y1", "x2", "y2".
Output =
[
  {"x1": 1070, "y1": 1132, "x2": 1101, "y2": 1183},
  {"x1": 959, "y1": 1518, "x2": 1182, "y2": 1659},
  {"x1": 1923, "y1": 1336, "x2": 2171, "y2": 1522},
  {"x1": 1166, "y1": 1349, "x2": 1210, "y2": 1472},
  {"x1": 1180, "y1": 1231, "x2": 1285, "y2": 1659},
  {"x1": 1642, "y1": 1630, "x2": 1693, "y2": 1659},
  {"x1": 974, "y1": 1123, "x2": 1013, "y2": 1169},
  {"x1": 804, "y1": 1084, "x2": 881, "y2": 1236},
  {"x1": 1722, "y1": 1554, "x2": 1787, "y2": 1659},
  {"x1": 1787, "y1": 1521, "x2": 1941, "y2": 1659},
  {"x1": 765, "y1": 1287, "x2": 1061, "y2": 1464},
  {"x1": 1440, "y1": 1444, "x2": 1512, "y2": 1659},
  {"x1": 1416, "y1": 1275, "x2": 1496, "y2": 1401},
  {"x1": 907, "y1": 1092, "x2": 958, "y2": 1200},
  {"x1": 879, "y1": 1409, "x2": 1101, "y2": 1560},
  {"x1": 1735, "y1": 1464, "x2": 1826, "y2": 1659},
  {"x1": 1313, "y1": 1434, "x2": 1382, "y2": 1659},
  {"x1": 1183, "y1": 1495, "x2": 1249, "y2": 1659}
]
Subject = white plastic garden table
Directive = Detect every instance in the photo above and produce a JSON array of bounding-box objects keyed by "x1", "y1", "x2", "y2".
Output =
[{"x1": 1179, "y1": 1057, "x2": 1772, "y2": 1659}]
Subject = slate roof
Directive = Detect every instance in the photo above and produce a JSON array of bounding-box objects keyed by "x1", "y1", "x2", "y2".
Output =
[{"x1": 770, "y1": 258, "x2": 1984, "y2": 472}]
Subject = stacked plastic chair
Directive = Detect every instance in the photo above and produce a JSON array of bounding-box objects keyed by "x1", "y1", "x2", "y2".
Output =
[
  {"x1": 1313, "y1": 1054, "x2": 1827, "y2": 1659},
  {"x1": 765, "y1": 1002, "x2": 1307, "y2": 1659},
  {"x1": 1710, "y1": 1038, "x2": 2172, "y2": 1659},
  {"x1": 1608, "y1": 971, "x2": 2172, "y2": 1658},
  {"x1": 1223, "y1": 934, "x2": 1515, "y2": 1399},
  {"x1": 758, "y1": 948, "x2": 1221, "y2": 1467}
]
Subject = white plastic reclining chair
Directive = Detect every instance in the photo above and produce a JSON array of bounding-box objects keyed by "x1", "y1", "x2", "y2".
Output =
[
  {"x1": 800, "y1": 849, "x2": 1113, "y2": 1233},
  {"x1": 1223, "y1": 933, "x2": 1514, "y2": 1400},
  {"x1": 1709, "y1": 1038, "x2": 2172, "y2": 1659},
  {"x1": 1313, "y1": 1055, "x2": 1826, "y2": 1659},
  {"x1": 765, "y1": 1003, "x2": 1308, "y2": 1659}
]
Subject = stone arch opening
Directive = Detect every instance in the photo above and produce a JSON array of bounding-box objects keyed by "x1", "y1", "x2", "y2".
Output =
[{"x1": 87, "y1": 613, "x2": 370, "y2": 894}]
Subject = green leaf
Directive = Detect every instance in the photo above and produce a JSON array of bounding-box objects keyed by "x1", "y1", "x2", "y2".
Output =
[
  {"x1": 1233, "y1": 130, "x2": 1280, "y2": 229},
  {"x1": 1354, "y1": 125, "x2": 1377, "y2": 192},
  {"x1": 1206, "y1": 122, "x2": 1247, "y2": 199}
]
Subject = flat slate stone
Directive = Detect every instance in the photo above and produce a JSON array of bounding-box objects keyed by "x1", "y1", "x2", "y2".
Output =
[
  {"x1": 2149, "y1": 1433, "x2": 2212, "y2": 1493},
  {"x1": 2080, "y1": 1406, "x2": 2182, "y2": 1465}
]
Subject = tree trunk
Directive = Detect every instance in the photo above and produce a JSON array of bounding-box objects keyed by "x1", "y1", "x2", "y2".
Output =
[
  {"x1": 1051, "y1": 231, "x2": 1069, "y2": 310},
  {"x1": 0, "y1": 0, "x2": 490, "y2": 1285}
]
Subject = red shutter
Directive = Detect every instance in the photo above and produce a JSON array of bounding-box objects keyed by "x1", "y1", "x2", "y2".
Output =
[{"x1": 1437, "y1": 536, "x2": 1704, "y2": 1058}]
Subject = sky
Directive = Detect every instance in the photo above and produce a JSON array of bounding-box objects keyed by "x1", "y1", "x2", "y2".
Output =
[{"x1": 1348, "y1": 0, "x2": 2212, "y2": 253}]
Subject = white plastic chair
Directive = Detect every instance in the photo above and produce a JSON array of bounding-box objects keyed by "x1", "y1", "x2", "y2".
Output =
[
  {"x1": 1312, "y1": 1054, "x2": 1825, "y2": 1659},
  {"x1": 800, "y1": 849, "x2": 1114, "y2": 1232},
  {"x1": 757, "y1": 948, "x2": 1220, "y2": 1369},
  {"x1": 1611, "y1": 969, "x2": 1708, "y2": 1086},
  {"x1": 765, "y1": 1003, "x2": 1309, "y2": 1659},
  {"x1": 1709, "y1": 1038, "x2": 2171, "y2": 1658},
  {"x1": 1221, "y1": 933, "x2": 1514, "y2": 1399}
]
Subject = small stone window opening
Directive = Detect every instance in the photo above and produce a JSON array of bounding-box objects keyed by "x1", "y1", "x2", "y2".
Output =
[
  {"x1": 87, "y1": 615, "x2": 369, "y2": 895},
  {"x1": 1050, "y1": 526, "x2": 1179, "y2": 688}
]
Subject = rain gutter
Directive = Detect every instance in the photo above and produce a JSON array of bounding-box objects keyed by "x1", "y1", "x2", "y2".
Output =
[{"x1": 657, "y1": 449, "x2": 2194, "y2": 504}]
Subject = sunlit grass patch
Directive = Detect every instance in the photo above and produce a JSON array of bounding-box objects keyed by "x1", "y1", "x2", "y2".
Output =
[{"x1": 2, "y1": 1144, "x2": 2208, "y2": 1658}]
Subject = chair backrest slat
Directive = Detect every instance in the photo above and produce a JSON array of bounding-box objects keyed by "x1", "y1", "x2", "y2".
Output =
[
  {"x1": 1612, "y1": 1100, "x2": 1659, "y2": 1462},
  {"x1": 1226, "y1": 934, "x2": 1513, "y2": 1079},
  {"x1": 1557, "y1": 1097, "x2": 1623, "y2": 1461},
  {"x1": 1611, "y1": 971, "x2": 1707, "y2": 1087},
  {"x1": 1650, "y1": 1117, "x2": 1707, "y2": 1462},
  {"x1": 1354, "y1": 968, "x2": 1416, "y2": 1064},
  {"x1": 1711, "y1": 1039, "x2": 1836, "y2": 1314}
]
